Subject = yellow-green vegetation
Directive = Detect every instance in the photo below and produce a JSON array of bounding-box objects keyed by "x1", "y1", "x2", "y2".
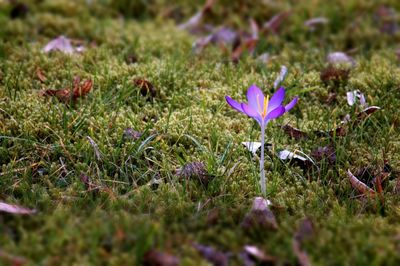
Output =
[{"x1": 1, "y1": 0, "x2": 400, "y2": 265}]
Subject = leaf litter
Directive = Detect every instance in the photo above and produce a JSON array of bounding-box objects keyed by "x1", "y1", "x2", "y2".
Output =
[
  {"x1": 0, "y1": 202, "x2": 36, "y2": 215},
  {"x1": 40, "y1": 76, "x2": 93, "y2": 103},
  {"x1": 292, "y1": 218, "x2": 314, "y2": 266},
  {"x1": 193, "y1": 243, "x2": 230, "y2": 266},
  {"x1": 42, "y1": 36, "x2": 85, "y2": 54},
  {"x1": 242, "y1": 197, "x2": 278, "y2": 231},
  {"x1": 143, "y1": 249, "x2": 180, "y2": 266}
]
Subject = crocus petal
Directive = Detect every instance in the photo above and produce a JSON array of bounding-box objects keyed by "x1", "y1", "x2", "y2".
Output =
[
  {"x1": 268, "y1": 87, "x2": 285, "y2": 112},
  {"x1": 246, "y1": 84, "x2": 264, "y2": 112},
  {"x1": 265, "y1": 106, "x2": 286, "y2": 120},
  {"x1": 284, "y1": 96, "x2": 298, "y2": 111},
  {"x1": 242, "y1": 103, "x2": 262, "y2": 124},
  {"x1": 225, "y1": 96, "x2": 244, "y2": 113}
]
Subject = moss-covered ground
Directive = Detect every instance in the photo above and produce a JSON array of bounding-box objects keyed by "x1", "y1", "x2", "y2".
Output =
[{"x1": 1, "y1": 0, "x2": 400, "y2": 265}]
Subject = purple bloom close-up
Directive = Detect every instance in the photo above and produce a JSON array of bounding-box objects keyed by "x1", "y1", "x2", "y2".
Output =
[
  {"x1": 225, "y1": 84, "x2": 298, "y2": 197},
  {"x1": 225, "y1": 84, "x2": 298, "y2": 125}
]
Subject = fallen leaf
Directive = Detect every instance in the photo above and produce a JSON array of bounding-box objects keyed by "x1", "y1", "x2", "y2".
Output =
[
  {"x1": 242, "y1": 197, "x2": 278, "y2": 231},
  {"x1": 231, "y1": 38, "x2": 258, "y2": 63},
  {"x1": 192, "y1": 35, "x2": 214, "y2": 53},
  {"x1": 0, "y1": 249, "x2": 28, "y2": 266},
  {"x1": 310, "y1": 145, "x2": 336, "y2": 165},
  {"x1": 249, "y1": 18, "x2": 259, "y2": 40},
  {"x1": 243, "y1": 245, "x2": 278, "y2": 265},
  {"x1": 202, "y1": 0, "x2": 216, "y2": 13},
  {"x1": 192, "y1": 27, "x2": 238, "y2": 53},
  {"x1": 143, "y1": 249, "x2": 180, "y2": 266},
  {"x1": 40, "y1": 76, "x2": 93, "y2": 103},
  {"x1": 347, "y1": 169, "x2": 376, "y2": 197},
  {"x1": 178, "y1": 11, "x2": 203, "y2": 31},
  {"x1": 0, "y1": 202, "x2": 36, "y2": 215},
  {"x1": 178, "y1": 0, "x2": 216, "y2": 32},
  {"x1": 241, "y1": 142, "x2": 273, "y2": 158},
  {"x1": 134, "y1": 79, "x2": 157, "y2": 99},
  {"x1": 241, "y1": 142, "x2": 261, "y2": 155},
  {"x1": 176, "y1": 161, "x2": 213, "y2": 185},
  {"x1": 320, "y1": 66, "x2": 350, "y2": 84},
  {"x1": 36, "y1": 67, "x2": 47, "y2": 83},
  {"x1": 314, "y1": 126, "x2": 347, "y2": 138},
  {"x1": 281, "y1": 124, "x2": 308, "y2": 140},
  {"x1": 210, "y1": 27, "x2": 238, "y2": 45},
  {"x1": 42, "y1": 36, "x2": 75, "y2": 54},
  {"x1": 356, "y1": 106, "x2": 381, "y2": 122},
  {"x1": 193, "y1": 243, "x2": 229, "y2": 266},
  {"x1": 263, "y1": 12, "x2": 291, "y2": 34},
  {"x1": 292, "y1": 218, "x2": 314, "y2": 266},
  {"x1": 326, "y1": 52, "x2": 355, "y2": 66},
  {"x1": 278, "y1": 150, "x2": 315, "y2": 171},
  {"x1": 273, "y1": 65, "x2": 288, "y2": 89},
  {"x1": 304, "y1": 17, "x2": 328, "y2": 31}
]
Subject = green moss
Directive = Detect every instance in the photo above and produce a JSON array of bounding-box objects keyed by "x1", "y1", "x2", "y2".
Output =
[{"x1": 1, "y1": 0, "x2": 400, "y2": 265}]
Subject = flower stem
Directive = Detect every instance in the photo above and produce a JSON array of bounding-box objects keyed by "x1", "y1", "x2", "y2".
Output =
[{"x1": 260, "y1": 122, "x2": 266, "y2": 197}]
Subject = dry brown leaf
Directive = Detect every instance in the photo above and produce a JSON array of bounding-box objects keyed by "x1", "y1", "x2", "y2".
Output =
[
  {"x1": 36, "y1": 67, "x2": 47, "y2": 82},
  {"x1": 242, "y1": 197, "x2": 278, "y2": 231},
  {"x1": 304, "y1": 17, "x2": 328, "y2": 31},
  {"x1": 133, "y1": 78, "x2": 157, "y2": 99},
  {"x1": 143, "y1": 249, "x2": 180, "y2": 266},
  {"x1": 347, "y1": 169, "x2": 376, "y2": 197},
  {"x1": 292, "y1": 218, "x2": 314, "y2": 266},
  {"x1": 178, "y1": 0, "x2": 216, "y2": 32},
  {"x1": 356, "y1": 106, "x2": 381, "y2": 123},
  {"x1": 202, "y1": 0, "x2": 216, "y2": 13},
  {"x1": 320, "y1": 66, "x2": 350, "y2": 84},
  {"x1": 263, "y1": 12, "x2": 291, "y2": 34},
  {"x1": 193, "y1": 243, "x2": 229, "y2": 266},
  {"x1": 40, "y1": 76, "x2": 93, "y2": 103},
  {"x1": 231, "y1": 38, "x2": 257, "y2": 63},
  {"x1": 314, "y1": 126, "x2": 347, "y2": 138}
]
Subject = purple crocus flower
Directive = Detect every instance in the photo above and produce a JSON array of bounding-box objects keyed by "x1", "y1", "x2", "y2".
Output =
[
  {"x1": 225, "y1": 84, "x2": 298, "y2": 196},
  {"x1": 225, "y1": 85, "x2": 298, "y2": 126}
]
